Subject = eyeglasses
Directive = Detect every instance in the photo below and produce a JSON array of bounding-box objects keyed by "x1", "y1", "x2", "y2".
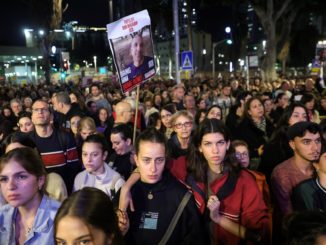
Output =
[
  {"x1": 235, "y1": 152, "x2": 249, "y2": 159},
  {"x1": 174, "y1": 121, "x2": 193, "y2": 129},
  {"x1": 32, "y1": 108, "x2": 50, "y2": 114}
]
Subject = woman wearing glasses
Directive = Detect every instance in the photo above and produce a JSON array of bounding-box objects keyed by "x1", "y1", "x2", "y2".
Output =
[
  {"x1": 167, "y1": 110, "x2": 194, "y2": 159},
  {"x1": 232, "y1": 140, "x2": 271, "y2": 213}
]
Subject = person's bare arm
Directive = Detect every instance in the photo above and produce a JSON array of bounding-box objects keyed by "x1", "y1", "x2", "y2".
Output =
[
  {"x1": 207, "y1": 195, "x2": 246, "y2": 239},
  {"x1": 118, "y1": 169, "x2": 140, "y2": 212}
]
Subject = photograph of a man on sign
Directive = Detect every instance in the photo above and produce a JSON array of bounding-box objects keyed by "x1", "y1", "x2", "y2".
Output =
[
  {"x1": 107, "y1": 10, "x2": 156, "y2": 93},
  {"x1": 123, "y1": 27, "x2": 155, "y2": 80}
]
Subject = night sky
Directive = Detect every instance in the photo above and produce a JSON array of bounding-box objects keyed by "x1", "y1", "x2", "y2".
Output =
[
  {"x1": 0, "y1": 0, "x2": 232, "y2": 46},
  {"x1": 0, "y1": 0, "x2": 110, "y2": 46}
]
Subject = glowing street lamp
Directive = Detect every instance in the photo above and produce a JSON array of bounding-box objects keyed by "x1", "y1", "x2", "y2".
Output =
[
  {"x1": 93, "y1": 56, "x2": 97, "y2": 72},
  {"x1": 24, "y1": 29, "x2": 34, "y2": 47},
  {"x1": 225, "y1": 26, "x2": 233, "y2": 45}
]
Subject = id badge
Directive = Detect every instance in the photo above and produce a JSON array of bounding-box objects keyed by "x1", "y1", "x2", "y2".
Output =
[{"x1": 139, "y1": 212, "x2": 159, "y2": 230}]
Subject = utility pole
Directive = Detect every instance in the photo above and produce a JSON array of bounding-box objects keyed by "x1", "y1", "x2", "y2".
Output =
[
  {"x1": 173, "y1": 0, "x2": 180, "y2": 84},
  {"x1": 108, "y1": 0, "x2": 114, "y2": 22},
  {"x1": 212, "y1": 43, "x2": 217, "y2": 80},
  {"x1": 185, "y1": 1, "x2": 192, "y2": 51}
]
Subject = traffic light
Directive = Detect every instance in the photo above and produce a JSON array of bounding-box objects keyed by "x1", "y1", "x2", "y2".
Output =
[{"x1": 63, "y1": 59, "x2": 69, "y2": 71}]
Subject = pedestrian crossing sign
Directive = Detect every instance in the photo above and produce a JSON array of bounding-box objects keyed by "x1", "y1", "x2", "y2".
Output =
[{"x1": 181, "y1": 51, "x2": 193, "y2": 70}]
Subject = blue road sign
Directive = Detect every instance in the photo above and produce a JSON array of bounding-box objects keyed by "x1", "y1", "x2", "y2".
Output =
[{"x1": 181, "y1": 51, "x2": 193, "y2": 70}]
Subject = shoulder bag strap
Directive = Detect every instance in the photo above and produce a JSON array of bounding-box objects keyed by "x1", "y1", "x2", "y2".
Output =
[
  {"x1": 186, "y1": 175, "x2": 206, "y2": 201},
  {"x1": 216, "y1": 172, "x2": 238, "y2": 201},
  {"x1": 158, "y1": 191, "x2": 192, "y2": 245}
]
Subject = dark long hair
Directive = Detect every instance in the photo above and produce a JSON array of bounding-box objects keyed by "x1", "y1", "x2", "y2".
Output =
[
  {"x1": 159, "y1": 103, "x2": 177, "y2": 132},
  {"x1": 187, "y1": 118, "x2": 241, "y2": 183},
  {"x1": 242, "y1": 96, "x2": 264, "y2": 120},
  {"x1": 95, "y1": 107, "x2": 110, "y2": 127},
  {"x1": 54, "y1": 187, "x2": 123, "y2": 244},
  {"x1": 269, "y1": 102, "x2": 309, "y2": 143}
]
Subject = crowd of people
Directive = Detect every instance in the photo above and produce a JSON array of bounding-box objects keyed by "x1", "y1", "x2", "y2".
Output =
[{"x1": 0, "y1": 74, "x2": 326, "y2": 244}]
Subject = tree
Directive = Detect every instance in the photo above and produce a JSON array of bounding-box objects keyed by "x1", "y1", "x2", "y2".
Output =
[
  {"x1": 22, "y1": 0, "x2": 68, "y2": 84},
  {"x1": 203, "y1": 0, "x2": 325, "y2": 81},
  {"x1": 250, "y1": 0, "x2": 308, "y2": 82}
]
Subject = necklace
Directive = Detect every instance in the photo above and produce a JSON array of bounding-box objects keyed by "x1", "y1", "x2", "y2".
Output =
[
  {"x1": 25, "y1": 227, "x2": 32, "y2": 236},
  {"x1": 147, "y1": 191, "x2": 153, "y2": 200},
  {"x1": 16, "y1": 216, "x2": 33, "y2": 237}
]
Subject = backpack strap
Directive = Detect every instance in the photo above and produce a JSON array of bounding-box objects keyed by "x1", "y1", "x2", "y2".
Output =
[{"x1": 158, "y1": 191, "x2": 192, "y2": 245}]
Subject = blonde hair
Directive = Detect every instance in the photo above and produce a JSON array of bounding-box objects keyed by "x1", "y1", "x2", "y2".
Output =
[
  {"x1": 170, "y1": 110, "x2": 193, "y2": 127},
  {"x1": 78, "y1": 117, "x2": 96, "y2": 133}
]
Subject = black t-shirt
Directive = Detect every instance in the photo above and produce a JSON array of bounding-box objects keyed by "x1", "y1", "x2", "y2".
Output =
[
  {"x1": 108, "y1": 151, "x2": 134, "y2": 180},
  {"x1": 292, "y1": 178, "x2": 326, "y2": 211}
]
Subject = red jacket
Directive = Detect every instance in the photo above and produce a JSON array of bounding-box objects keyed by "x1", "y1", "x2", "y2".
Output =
[{"x1": 168, "y1": 156, "x2": 270, "y2": 245}]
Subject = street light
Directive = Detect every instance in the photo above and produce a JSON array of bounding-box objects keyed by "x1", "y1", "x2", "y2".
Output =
[
  {"x1": 225, "y1": 26, "x2": 233, "y2": 45},
  {"x1": 83, "y1": 60, "x2": 88, "y2": 68},
  {"x1": 93, "y1": 56, "x2": 97, "y2": 72},
  {"x1": 212, "y1": 27, "x2": 233, "y2": 79},
  {"x1": 51, "y1": 46, "x2": 56, "y2": 54},
  {"x1": 24, "y1": 29, "x2": 34, "y2": 47}
]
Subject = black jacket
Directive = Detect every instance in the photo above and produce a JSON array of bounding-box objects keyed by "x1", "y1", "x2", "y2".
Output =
[
  {"x1": 235, "y1": 117, "x2": 274, "y2": 158},
  {"x1": 225, "y1": 105, "x2": 241, "y2": 139},
  {"x1": 259, "y1": 128, "x2": 293, "y2": 185},
  {"x1": 107, "y1": 152, "x2": 134, "y2": 180},
  {"x1": 126, "y1": 171, "x2": 205, "y2": 245},
  {"x1": 167, "y1": 134, "x2": 190, "y2": 159},
  {"x1": 54, "y1": 103, "x2": 84, "y2": 131}
]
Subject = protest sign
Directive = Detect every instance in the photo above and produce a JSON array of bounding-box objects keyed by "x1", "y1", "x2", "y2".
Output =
[{"x1": 107, "y1": 10, "x2": 156, "y2": 93}]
